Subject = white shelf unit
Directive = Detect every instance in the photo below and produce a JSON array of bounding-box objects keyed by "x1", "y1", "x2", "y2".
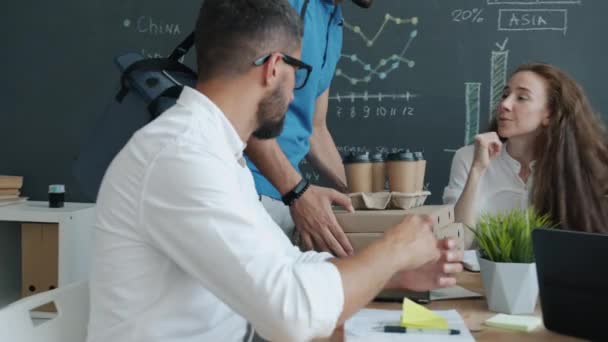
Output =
[{"x1": 0, "y1": 201, "x2": 95, "y2": 308}]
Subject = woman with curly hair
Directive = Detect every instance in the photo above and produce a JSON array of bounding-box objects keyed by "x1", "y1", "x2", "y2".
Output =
[{"x1": 444, "y1": 62, "x2": 608, "y2": 246}]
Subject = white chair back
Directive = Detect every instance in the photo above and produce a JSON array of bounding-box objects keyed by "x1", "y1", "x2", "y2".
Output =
[{"x1": 0, "y1": 281, "x2": 89, "y2": 342}]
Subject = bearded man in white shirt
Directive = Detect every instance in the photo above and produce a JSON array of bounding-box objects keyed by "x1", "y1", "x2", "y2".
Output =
[{"x1": 87, "y1": 1, "x2": 463, "y2": 341}]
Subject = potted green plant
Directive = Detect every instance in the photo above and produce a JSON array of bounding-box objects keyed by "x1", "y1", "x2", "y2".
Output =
[{"x1": 471, "y1": 208, "x2": 554, "y2": 314}]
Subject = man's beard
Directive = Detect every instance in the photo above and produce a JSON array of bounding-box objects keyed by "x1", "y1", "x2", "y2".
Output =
[{"x1": 252, "y1": 85, "x2": 288, "y2": 140}]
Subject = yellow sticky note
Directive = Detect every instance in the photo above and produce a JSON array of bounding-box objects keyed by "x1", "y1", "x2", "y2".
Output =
[
  {"x1": 400, "y1": 298, "x2": 448, "y2": 329},
  {"x1": 484, "y1": 314, "x2": 542, "y2": 332}
]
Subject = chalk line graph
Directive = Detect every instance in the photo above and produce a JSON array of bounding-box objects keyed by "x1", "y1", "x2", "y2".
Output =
[
  {"x1": 343, "y1": 14, "x2": 419, "y2": 47},
  {"x1": 336, "y1": 14, "x2": 419, "y2": 85}
]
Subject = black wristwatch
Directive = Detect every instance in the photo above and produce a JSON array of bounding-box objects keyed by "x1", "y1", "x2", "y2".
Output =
[{"x1": 281, "y1": 178, "x2": 310, "y2": 206}]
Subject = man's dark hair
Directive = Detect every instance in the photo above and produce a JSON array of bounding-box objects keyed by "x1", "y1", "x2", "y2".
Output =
[{"x1": 195, "y1": 0, "x2": 303, "y2": 81}]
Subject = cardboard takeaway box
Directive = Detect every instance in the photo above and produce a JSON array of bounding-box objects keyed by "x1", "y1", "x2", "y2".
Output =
[
  {"x1": 334, "y1": 205, "x2": 464, "y2": 303},
  {"x1": 345, "y1": 223, "x2": 465, "y2": 252},
  {"x1": 334, "y1": 205, "x2": 464, "y2": 250}
]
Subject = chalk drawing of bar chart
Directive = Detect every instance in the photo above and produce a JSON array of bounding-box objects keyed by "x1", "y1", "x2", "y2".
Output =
[
  {"x1": 461, "y1": 39, "x2": 510, "y2": 147},
  {"x1": 464, "y1": 83, "x2": 482, "y2": 147},
  {"x1": 489, "y1": 40, "x2": 509, "y2": 125}
]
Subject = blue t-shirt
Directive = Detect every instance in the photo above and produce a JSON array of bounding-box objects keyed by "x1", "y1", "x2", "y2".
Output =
[{"x1": 245, "y1": 0, "x2": 344, "y2": 199}]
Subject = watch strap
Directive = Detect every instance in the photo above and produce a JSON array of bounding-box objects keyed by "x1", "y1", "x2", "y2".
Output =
[{"x1": 281, "y1": 178, "x2": 310, "y2": 206}]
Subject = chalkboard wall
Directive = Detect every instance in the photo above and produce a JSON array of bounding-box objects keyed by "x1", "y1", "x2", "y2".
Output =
[{"x1": 1, "y1": 0, "x2": 605, "y2": 204}]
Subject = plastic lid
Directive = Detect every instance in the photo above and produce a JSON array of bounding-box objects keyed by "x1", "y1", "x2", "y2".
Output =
[
  {"x1": 49, "y1": 184, "x2": 65, "y2": 193},
  {"x1": 343, "y1": 152, "x2": 371, "y2": 164},
  {"x1": 370, "y1": 152, "x2": 385, "y2": 162},
  {"x1": 414, "y1": 151, "x2": 425, "y2": 161},
  {"x1": 386, "y1": 150, "x2": 415, "y2": 161}
]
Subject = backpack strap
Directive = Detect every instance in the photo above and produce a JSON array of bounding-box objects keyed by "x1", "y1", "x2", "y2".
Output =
[
  {"x1": 115, "y1": 58, "x2": 196, "y2": 102},
  {"x1": 168, "y1": 32, "x2": 195, "y2": 61},
  {"x1": 147, "y1": 85, "x2": 184, "y2": 119}
]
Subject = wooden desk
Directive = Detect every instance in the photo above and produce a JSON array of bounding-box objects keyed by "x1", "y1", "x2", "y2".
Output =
[{"x1": 327, "y1": 271, "x2": 585, "y2": 341}]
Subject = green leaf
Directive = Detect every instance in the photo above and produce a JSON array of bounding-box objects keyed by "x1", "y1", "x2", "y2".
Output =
[{"x1": 472, "y1": 208, "x2": 556, "y2": 263}]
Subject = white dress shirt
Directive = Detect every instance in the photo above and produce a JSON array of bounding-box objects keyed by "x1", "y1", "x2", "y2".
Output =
[
  {"x1": 87, "y1": 87, "x2": 344, "y2": 342},
  {"x1": 443, "y1": 144, "x2": 533, "y2": 223}
]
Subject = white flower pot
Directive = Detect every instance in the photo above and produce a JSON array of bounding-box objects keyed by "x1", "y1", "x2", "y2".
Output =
[{"x1": 479, "y1": 257, "x2": 539, "y2": 314}]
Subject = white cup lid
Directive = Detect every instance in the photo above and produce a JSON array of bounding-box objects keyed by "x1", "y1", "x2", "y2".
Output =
[{"x1": 49, "y1": 184, "x2": 65, "y2": 193}]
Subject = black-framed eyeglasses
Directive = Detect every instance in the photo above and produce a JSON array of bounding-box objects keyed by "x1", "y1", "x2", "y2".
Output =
[{"x1": 253, "y1": 53, "x2": 313, "y2": 90}]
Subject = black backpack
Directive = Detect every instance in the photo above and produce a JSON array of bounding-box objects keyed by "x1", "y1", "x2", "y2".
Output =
[{"x1": 73, "y1": 33, "x2": 197, "y2": 201}]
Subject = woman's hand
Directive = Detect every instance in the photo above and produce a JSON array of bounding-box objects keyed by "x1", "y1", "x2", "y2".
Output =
[{"x1": 472, "y1": 132, "x2": 503, "y2": 173}]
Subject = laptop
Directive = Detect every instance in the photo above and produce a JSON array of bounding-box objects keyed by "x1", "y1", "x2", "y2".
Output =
[{"x1": 532, "y1": 228, "x2": 608, "y2": 341}]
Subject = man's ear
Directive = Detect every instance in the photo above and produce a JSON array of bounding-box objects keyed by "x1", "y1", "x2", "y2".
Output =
[{"x1": 262, "y1": 53, "x2": 282, "y2": 87}]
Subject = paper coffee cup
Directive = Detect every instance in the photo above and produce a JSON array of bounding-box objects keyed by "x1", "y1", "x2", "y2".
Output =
[
  {"x1": 414, "y1": 151, "x2": 426, "y2": 192},
  {"x1": 370, "y1": 152, "x2": 386, "y2": 192},
  {"x1": 343, "y1": 152, "x2": 373, "y2": 193},
  {"x1": 386, "y1": 150, "x2": 417, "y2": 193}
]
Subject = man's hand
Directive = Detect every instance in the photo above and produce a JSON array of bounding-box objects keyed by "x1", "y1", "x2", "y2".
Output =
[
  {"x1": 383, "y1": 215, "x2": 441, "y2": 271},
  {"x1": 472, "y1": 132, "x2": 503, "y2": 172},
  {"x1": 291, "y1": 185, "x2": 354, "y2": 257},
  {"x1": 328, "y1": 215, "x2": 460, "y2": 326},
  {"x1": 387, "y1": 239, "x2": 464, "y2": 292}
]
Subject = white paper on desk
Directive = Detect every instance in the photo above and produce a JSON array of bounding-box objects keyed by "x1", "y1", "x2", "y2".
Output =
[
  {"x1": 430, "y1": 285, "x2": 483, "y2": 301},
  {"x1": 463, "y1": 250, "x2": 480, "y2": 272},
  {"x1": 345, "y1": 308, "x2": 474, "y2": 342}
]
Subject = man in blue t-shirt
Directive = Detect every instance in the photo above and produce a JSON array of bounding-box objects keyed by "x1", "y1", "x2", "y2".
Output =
[{"x1": 245, "y1": 0, "x2": 373, "y2": 257}]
